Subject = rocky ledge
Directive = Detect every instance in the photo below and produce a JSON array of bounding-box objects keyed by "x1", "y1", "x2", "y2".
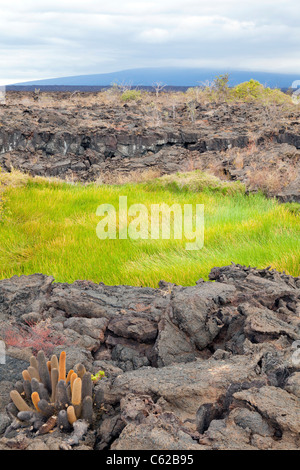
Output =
[
  {"x1": 1, "y1": 95, "x2": 299, "y2": 201},
  {"x1": 0, "y1": 263, "x2": 299, "y2": 450}
]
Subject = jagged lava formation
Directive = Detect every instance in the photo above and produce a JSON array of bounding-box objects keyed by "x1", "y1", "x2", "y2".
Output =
[
  {"x1": 0, "y1": 92, "x2": 299, "y2": 201},
  {"x1": 0, "y1": 263, "x2": 300, "y2": 450}
]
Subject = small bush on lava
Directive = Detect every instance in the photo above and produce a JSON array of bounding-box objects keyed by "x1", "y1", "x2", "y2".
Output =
[{"x1": 121, "y1": 89, "x2": 142, "y2": 102}]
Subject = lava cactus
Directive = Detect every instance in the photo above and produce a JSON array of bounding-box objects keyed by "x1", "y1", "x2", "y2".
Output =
[{"x1": 7, "y1": 350, "x2": 103, "y2": 436}]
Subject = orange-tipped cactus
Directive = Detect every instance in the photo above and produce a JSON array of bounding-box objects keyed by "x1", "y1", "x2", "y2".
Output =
[
  {"x1": 10, "y1": 390, "x2": 31, "y2": 412},
  {"x1": 71, "y1": 378, "x2": 82, "y2": 406},
  {"x1": 67, "y1": 405, "x2": 77, "y2": 425},
  {"x1": 66, "y1": 369, "x2": 75, "y2": 384},
  {"x1": 58, "y1": 351, "x2": 66, "y2": 382},
  {"x1": 28, "y1": 366, "x2": 40, "y2": 381},
  {"x1": 70, "y1": 372, "x2": 78, "y2": 392},
  {"x1": 51, "y1": 368, "x2": 59, "y2": 403},
  {"x1": 30, "y1": 356, "x2": 39, "y2": 371},
  {"x1": 51, "y1": 354, "x2": 59, "y2": 371},
  {"x1": 72, "y1": 377, "x2": 83, "y2": 419},
  {"x1": 9, "y1": 350, "x2": 96, "y2": 437},
  {"x1": 31, "y1": 392, "x2": 41, "y2": 412},
  {"x1": 22, "y1": 370, "x2": 31, "y2": 382}
]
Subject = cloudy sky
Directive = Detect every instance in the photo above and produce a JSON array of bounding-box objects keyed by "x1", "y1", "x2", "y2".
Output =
[{"x1": 1, "y1": 0, "x2": 300, "y2": 85}]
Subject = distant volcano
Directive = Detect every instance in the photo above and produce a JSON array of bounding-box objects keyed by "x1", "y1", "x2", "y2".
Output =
[{"x1": 9, "y1": 67, "x2": 298, "y2": 89}]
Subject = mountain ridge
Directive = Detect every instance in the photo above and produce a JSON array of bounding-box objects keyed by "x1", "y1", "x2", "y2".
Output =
[{"x1": 11, "y1": 67, "x2": 298, "y2": 89}]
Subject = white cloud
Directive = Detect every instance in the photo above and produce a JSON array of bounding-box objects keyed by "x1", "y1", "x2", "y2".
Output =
[{"x1": 0, "y1": 0, "x2": 300, "y2": 84}]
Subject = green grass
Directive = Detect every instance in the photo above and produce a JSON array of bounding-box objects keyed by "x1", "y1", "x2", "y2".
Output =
[{"x1": 0, "y1": 173, "x2": 299, "y2": 287}]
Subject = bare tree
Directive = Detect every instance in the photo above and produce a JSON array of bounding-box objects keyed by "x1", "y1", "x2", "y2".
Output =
[
  {"x1": 152, "y1": 82, "x2": 167, "y2": 98},
  {"x1": 111, "y1": 81, "x2": 133, "y2": 94}
]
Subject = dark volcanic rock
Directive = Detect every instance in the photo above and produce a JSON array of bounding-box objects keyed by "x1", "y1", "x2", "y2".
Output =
[
  {"x1": 0, "y1": 274, "x2": 53, "y2": 320},
  {"x1": 0, "y1": 356, "x2": 29, "y2": 383},
  {"x1": 0, "y1": 263, "x2": 299, "y2": 450},
  {"x1": 0, "y1": 96, "x2": 299, "y2": 200}
]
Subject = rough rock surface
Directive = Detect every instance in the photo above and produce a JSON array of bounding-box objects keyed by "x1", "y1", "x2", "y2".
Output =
[
  {"x1": 0, "y1": 263, "x2": 299, "y2": 450},
  {"x1": 1, "y1": 93, "x2": 299, "y2": 201}
]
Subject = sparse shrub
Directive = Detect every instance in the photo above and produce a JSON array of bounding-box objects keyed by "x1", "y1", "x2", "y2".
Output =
[
  {"x1": 232, "y1": 79, "x2": 290, "y2": 104},
  {"x1": 187, "y1": 100, "x2": 197, "y2": 122},
  {"x1": 213, "y1": 73, "x2": 230, "y2": 100},
  {"x1": 232, "y1": 79, "x2": 265, "y2": 100},
  {"x1": 185, "y1": 87, "x2": 199, "y2": 100},
  {"x1": 120, "y1": 89, "x2": 142, "y2": 102},
  {"x1": 245, "y1": 163, "x2": 298, "y2": 196},
  {"x1": 246, "y1": 168, "x2": 281, "y2": 195},
  {"x1": 185, "y1": 76, "x2": 291, "y2": 106},
  {"x1": 233, "y1": 152, "x2": 245, "y2": 170},
  {"x1": 0, "y1": 167, "x2": 30, "y2": 188},
  {"x1": 101, "y1": 82, "x2": 137, "y2": 104}
]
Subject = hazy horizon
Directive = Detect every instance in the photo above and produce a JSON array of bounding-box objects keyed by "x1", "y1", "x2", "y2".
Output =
[{"x1": 5, "y1": 66, "x2": 298, "y2": 91}]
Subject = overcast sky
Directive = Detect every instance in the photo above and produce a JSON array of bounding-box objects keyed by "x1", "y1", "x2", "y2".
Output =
[{"x1": 1, "y1": 0, "x2": 300, "y2": 85}]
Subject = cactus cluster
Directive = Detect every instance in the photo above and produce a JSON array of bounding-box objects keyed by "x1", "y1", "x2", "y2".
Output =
[{"x1": 7, "y1": 350, "x2": 100, "y2": 436}]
